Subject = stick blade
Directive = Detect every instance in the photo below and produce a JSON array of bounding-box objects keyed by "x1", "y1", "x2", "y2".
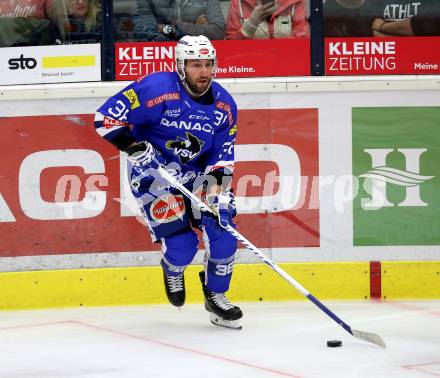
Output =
[{"x1": 352, "y1": 328, "x2": 386, "y2": 348}]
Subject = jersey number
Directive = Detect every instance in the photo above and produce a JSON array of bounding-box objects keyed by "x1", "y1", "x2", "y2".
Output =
[
  {"x1": 213, "y1": 110, "x2": 227, "y2": 127},
  {"x1": 108, "y1": 100, "x2": 129, "y2": 121},
  {"x1": 215, "y1": 262, "x2": 234, "y2": 276}
]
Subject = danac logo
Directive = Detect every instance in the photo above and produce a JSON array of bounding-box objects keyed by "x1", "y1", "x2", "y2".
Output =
[
  {"x1": 8, "y1": 54, "x2": 37, "y2": 70},
  {"x1": 165, "y1": 132, "x2": 204, "y2": 164},
  {"x1": 358, "y1": 148, "x2": 434, "y2": 210}
]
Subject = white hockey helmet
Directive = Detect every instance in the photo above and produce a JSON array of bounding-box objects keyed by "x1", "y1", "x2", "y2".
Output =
[{"x1": 175, "y1": 35, "x2": 217, "y2": 83}]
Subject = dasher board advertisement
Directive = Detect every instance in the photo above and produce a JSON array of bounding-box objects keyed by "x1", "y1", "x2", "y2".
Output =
[
  {"x1": 2, "y1": 88, "x2": 440, "y2": 265},
  {"x1": 0, "y1": 44, "x2": 101, "y2": 85},
  {"x1": 325, "y1": 37, "x2": 440, "y2": 75},
  {"x1": 353, "y1": 107, "x2": 440, "y2": 246},
  {"x1": 0, "y1": 109, "x2": 319, "y2": 257},
  {"x1": 115, "y1": 39, "x2": 310, "y2": 80}
]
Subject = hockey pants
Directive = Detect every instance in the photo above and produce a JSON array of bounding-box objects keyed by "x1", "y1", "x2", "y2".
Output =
[{"x1": 129, "y1": 164, "x2": 237, "y2": 293}]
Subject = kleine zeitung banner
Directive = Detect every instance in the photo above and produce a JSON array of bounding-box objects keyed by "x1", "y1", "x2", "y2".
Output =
[
  {"x1": 115, "y1": 39, "x2": 311, "y2": 80},
  {"x1": 325, "y1": 37, "x2": 440, "y2": 75}
]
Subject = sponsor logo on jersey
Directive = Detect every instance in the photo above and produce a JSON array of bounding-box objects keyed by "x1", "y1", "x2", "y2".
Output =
[
  {"x1": 216, "y1": 101, "x2": 234, "y2": 126},
  {"x1": 229, "y1": 124, "x2": 237, "y2": 136},
  {"x1": 164, "y1": 108, "x2": 181, "y2": 118},
  {"x1": 122, "y1": 89, "x2": 140, "y2": 110},
  {"x1": 189, "y1": 114, "x2": 210, "y2": 121},
  {"x1": 160, "y1": 118, "x2": 214, "y2": 134},
  {"x1": 150, "y1": 194, "x2": 185, "y2": 223},
  {"x1": 165, "y1": 132, "x2": 205, "y2": 164},
  {"x1": 147, "y1": 92, "x2": 180, "y2": 108},
  {"x1": 103, "y1": 116, "x2": 129, "y2": 128}
]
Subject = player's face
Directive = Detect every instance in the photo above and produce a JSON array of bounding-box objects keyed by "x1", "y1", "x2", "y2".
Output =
[{"x1": 184, "y1": 59, "x2": 214, "y2": 95}]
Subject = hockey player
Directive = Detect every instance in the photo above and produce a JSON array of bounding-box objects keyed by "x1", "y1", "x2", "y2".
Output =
[{"x1": 94, "y1": 35, "x2": 243, "y2": 329}]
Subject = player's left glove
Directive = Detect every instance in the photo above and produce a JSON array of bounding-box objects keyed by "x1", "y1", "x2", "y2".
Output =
[{"x1": 205, "y1": 191, "x2": 236, "y2": 229}]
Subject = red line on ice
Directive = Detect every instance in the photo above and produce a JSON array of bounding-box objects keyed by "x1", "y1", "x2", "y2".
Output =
[
  {"x1": 0, "y1": 320, "x2": 74, "y2": 331},
  {"x1": 386, "y1": 302, "x2": 440, "y2": 317},
  {"x1": 72, "y1": 320, "x2": 303, "y2": 378},
  {"x1": 402, "y1": 362, "x2": 440, "y2": 377}
]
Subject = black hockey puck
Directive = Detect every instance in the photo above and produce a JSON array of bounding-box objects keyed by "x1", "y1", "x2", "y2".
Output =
[{"x1": 327, "y1": 340, "x2": 342, "y2": 347}]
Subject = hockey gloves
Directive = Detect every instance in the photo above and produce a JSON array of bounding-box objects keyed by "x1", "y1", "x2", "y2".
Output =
[
  {"x1": 205, "y1": 191, "x2": 236, "y2": 229},
  {"x1": 125, "y1": 141, "x2": 165, "y2": 169}
]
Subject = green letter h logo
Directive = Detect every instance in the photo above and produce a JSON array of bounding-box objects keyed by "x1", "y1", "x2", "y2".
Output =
[{"x1": 359, "y1": 148, "x2": 434, "y2": 210}]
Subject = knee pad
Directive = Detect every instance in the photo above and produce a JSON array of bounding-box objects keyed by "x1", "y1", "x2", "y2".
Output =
[{"x1": 161, "y1": 228, "x2": 199, "y2": 275}]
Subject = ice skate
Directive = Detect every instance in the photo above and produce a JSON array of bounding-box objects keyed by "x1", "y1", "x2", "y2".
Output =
[
  {"x1": 162, "y1": 266, "x2": 185, "y2": 307},
  {"x1": 199, "y1": 271, "x2": 243, "y2": 330}
]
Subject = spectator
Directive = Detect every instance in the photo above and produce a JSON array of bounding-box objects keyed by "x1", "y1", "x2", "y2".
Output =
[
  {"x1": 0, "y1": 0, "x2": 59, "y2": 46},
  {"x1": 323, "y1": 0, "x2": 373, "y2": 37},
  {"x1": 226, "y1": 0, "x2": 309, "y2": 39},
  {"x1": 365, "y1": 0, "x2": 430, "y2": 22},
  {"x1": 64, "y1": 0, "x2": 100, "y2": 43},
  {"x1": 364, "y1": 0, "x2": 438, "y2": 36},
  {"x1": 371, "y1": 4, "x2": 440, "y2": 36},
  {"x1": 134, "y1": 0, "x2": 225, "y2": 41}
]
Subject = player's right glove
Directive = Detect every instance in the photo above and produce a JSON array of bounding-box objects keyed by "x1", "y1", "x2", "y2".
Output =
[
  {"x1": 205, "y1": 191, "x2": 236, "y2": 229},
  {"x1": 124, "y1": 141, "x2": 165, "y2": 169},
  {"x1": 126, "y1": 141, "x2": 195, "y2": 192}
]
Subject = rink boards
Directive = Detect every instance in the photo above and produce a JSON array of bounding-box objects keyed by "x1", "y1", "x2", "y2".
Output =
[{"x1": 0, "y1": 78, "x2": 439, "y2": 309}]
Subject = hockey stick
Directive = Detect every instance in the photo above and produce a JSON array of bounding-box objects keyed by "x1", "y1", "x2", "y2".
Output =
[{"x1": 155, "y1": 165, "x2": 386, "y2": 348}]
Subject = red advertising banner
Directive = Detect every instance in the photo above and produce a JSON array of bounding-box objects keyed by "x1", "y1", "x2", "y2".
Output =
[
  {"x1": 115, "y1": 39, "x2": 310, "y2": 81},
  {"x1": 325, "y1": 37, "x2": 440, "y2": 75},
  {"x1": 0, "y1": 109, "x2": 319, "y2": 257}
]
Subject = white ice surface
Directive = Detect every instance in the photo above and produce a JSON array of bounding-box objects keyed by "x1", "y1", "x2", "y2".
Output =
[{"x1": 0, "y1": 301, "x2": 439, "y2": 378}]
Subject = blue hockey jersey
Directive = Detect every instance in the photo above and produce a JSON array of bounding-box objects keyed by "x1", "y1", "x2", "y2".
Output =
[{"x1": 95, "y1": 72, "x2": 237, "y2": 177}]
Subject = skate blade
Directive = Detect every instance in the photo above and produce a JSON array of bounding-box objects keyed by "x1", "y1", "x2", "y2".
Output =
[{"x1": 209, "y1": 313, "x2": 242, "y2": 330}]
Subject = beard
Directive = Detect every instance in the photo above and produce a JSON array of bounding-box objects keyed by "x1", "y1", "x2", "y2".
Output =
[{"x1": 186, "y1": 77, "x2": 211, "y2": 95}]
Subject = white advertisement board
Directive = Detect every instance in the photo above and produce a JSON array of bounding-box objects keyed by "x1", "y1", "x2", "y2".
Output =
[{"x1": 0, "y1": 44, "x2": 101, "y2": 85}]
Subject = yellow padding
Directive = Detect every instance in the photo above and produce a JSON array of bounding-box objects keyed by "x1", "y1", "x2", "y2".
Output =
[
  {"x1": 0, "y1": 266, "x2": 169, "y2": 311},
  {"x1": 0, "y1": 262, "x2": 370, "y2": 311},
  {"x1": 382, "y1": 261, "x2": 440, "y2": 299},
  {"x1": 231, "y1": 262, "x2": 369, "y2": 302}
]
